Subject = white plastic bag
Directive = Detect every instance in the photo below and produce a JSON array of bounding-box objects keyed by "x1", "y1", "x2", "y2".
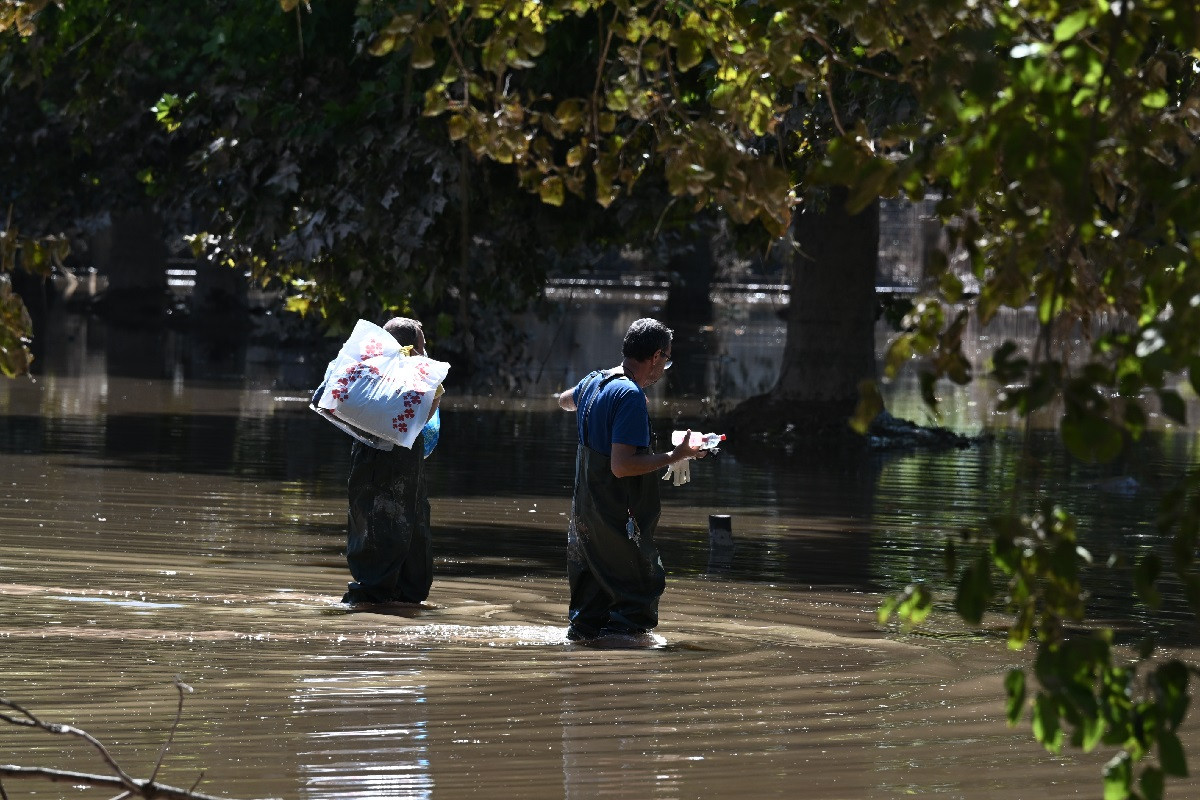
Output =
[{"x1": 311, "y1": 319, "x2": 450, "y2": 450}]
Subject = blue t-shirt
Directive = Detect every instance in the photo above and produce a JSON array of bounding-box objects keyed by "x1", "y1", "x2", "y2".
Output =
[{"x1": 573, "y1": 370, "x2": 650, "y2": 456}]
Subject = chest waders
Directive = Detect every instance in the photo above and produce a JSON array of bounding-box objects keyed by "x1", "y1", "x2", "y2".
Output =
[
  {"x1": 342, "y1": 434, "x2": 433, "y2": 604},
  {"x1": 567, "y1": 372, "x2": 666, "y2": 638}
]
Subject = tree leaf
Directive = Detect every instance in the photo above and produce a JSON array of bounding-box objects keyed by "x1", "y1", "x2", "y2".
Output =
[
  {"x1": 1134, "y1": 552, "x2": 1162, "y2": 610},
  {"x1": 1104, "y1": 752, "x2": 1133, "y2": 800},
  {"x1": 1004, "y1": 668, "x2": 1026, "y2": 726},
  {"x1": 1157, "y1": 389, "x2": 1187, "y2": 425},
  {"x1": 447, "y1": 114, "x2": 469, "y2": 140},
  {"x1": 538, "y1": 176, "x2": 565, "y2": 206},
  {"x1": 1033, "y1": 694, "x2": 1064, "y2": 753},
  {"x1": 1053, "y1": 10, "x2": 1091, "y2": 42},
  {"x1": 412, "y1": 37, "x2": 436, "y2": 69},
  {"x1": 672, "y1": 29, "x2": 705, "y2": 71},
  {"x1": 1140, "y1": 766, "x2": 1165, "y2": 800},
  {"x1": 1158, "y1": 730, "x2": 1188, "y2": 777},
  {"x1": 1061, "y1": 413, "x2": 1124, "y2": 464},
  {"x1": 849, "y1": 378, "x2": 883, "y2": 434},
  {"x1": 954, "y1": 552, "x2": 992, "y2": 624}
]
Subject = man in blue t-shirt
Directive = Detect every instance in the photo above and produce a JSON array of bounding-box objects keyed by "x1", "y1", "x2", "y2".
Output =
[{"x1": 556, "y1": 318, "x2": 706, "y2": 643}]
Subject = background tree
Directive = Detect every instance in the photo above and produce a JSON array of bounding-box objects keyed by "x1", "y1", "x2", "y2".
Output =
[{"x1": 0, "y1": 0, "x2": 649, "y2": 383}]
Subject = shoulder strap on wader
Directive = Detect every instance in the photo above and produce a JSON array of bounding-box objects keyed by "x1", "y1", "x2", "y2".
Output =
[{"x1": 581, "y1": 370, "x2": 630, "y2": 447}]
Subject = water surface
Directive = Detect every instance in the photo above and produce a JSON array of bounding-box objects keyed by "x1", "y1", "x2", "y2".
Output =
[{"x1": 1, "y1": 302, "x2": 1197, "y2": 799}]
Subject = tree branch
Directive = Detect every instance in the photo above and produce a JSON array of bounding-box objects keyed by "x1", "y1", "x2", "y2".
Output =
[
  {"x1": 149, "y1": 679, "x2": 194, "y2": 784},
  {"x1": 0, "y1": 766, "x2": 233, "y2": 800},
  {"x1": 0, "y1": 698, "x2": 140, "y2": 790},
  {"x1": 0, "y1": 687, "x2": 269, "y2": 800}
]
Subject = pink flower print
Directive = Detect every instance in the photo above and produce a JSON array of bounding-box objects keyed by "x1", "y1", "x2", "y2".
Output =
[
  {"x1": 363, "y1": 339, "x2": 384, "y2": 358},
  {"x1": 330, "y1": 361, "x2": 380, "y2": 403},
  {"x1": 392, "y1": 416, "x2": 409, "y2": 433}
]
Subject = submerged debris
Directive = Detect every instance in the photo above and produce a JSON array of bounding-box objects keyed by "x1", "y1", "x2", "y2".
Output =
[{"x1": 866, "y1": 411, "x2": 987, "y2": 452}]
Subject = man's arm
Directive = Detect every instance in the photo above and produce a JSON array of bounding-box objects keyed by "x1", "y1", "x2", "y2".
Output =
[
  {"x1": 610, "y1": 430, "x2": 705, "y2": 478},
  {"x1": 557, "y1": 388, "x2": 577, "y2": 411}
]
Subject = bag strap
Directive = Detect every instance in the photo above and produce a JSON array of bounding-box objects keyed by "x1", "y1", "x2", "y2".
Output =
[{"x1": 580, "y1": 370, "x2": 627, "y2": 447}]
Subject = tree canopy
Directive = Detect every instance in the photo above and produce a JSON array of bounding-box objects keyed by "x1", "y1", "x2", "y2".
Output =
[{"x1": 0, "y1": 0, "x2": 640, "y2": 382}]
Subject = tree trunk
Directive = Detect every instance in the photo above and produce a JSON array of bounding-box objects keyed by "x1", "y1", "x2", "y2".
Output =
[{"x1": 723, "y1": 188, "x2": 879, "y2": 441}]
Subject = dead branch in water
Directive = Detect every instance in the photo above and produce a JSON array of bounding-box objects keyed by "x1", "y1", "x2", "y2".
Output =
[{"x1": 0, "y1": 679, "x2": 272, "y2": 800}]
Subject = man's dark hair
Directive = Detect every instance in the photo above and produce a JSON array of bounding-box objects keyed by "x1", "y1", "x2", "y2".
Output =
[
  {"x1": 383, "y1": 317, "x2": 423, "y2": 349},
  {"x1": 622, "y1": 318, "x2": 672, "y2": 361}
]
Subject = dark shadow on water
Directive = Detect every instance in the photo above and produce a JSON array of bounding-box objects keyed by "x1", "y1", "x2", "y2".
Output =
[{"x1": 332, "y1": 602, "x2": 431, "y2": 619}]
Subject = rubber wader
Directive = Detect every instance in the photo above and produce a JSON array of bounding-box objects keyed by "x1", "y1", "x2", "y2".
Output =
[
  {"x1": 567, "y1": 373, "x2": 666, "y2": 638},
  {"x1": 343, "y1": 434, "x2": 432, "y2": 604}
]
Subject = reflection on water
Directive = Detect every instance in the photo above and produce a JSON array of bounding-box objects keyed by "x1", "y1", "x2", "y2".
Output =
[{"x1": 1, "y1": 301, "x2": 1198, "y2": 799}]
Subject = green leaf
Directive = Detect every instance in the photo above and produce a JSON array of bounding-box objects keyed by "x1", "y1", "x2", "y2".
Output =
[
  {"x1": 368, "y1": 32, "x2": 397, "y2": 57},
  {"x1": 555, "y1": 99, "x2": 585, "y2": 132},
  {"x1": 1053, "y1": 10, "x2": 1091, "y2": 42},
  {"x1": 606, "y1": 87, "x2": 629, "y2": 112},
  {"x1": 1154, "y1": 661, "x2": 1190, "y2": 731},
  {"x1": 1188, "y1": 357, "x2": 1200, "y2": 398},
  {"x1": 1037, "y1": 289, "x2": 1064, "y2": 325},
  {"x1": 1004, "y1": 669, "x2": 1026, "y2": 726},
  {"x1": 1080, "y1": 712, "x2": 1105, "y2": 752},
  {"x1": 1104, "y1": 752, "x2": 1133, "y2": 800},
  {"x1": 1142, "y1": 89, "x2": 1169, "y2": 109},
  {"x1": 1157, "y1": 389, "x2": 1187, "y2": 425},
  {"x1": 954, "y1": 553, "x2": 992, "y2": 624},
  {"x1": 849, "y1": 379, "x2": 884, "y2": 434},
  {"x1": 1134, "y1": 553, "x2": 1162, "y2": 609},
  {"x1": 1140, "y1": 766, "x2": 1165, "y2": 800},
  {"x1": 423, "y1": 86, "x2": 449, "y2": 116},
  {"x1": 1033, "y1": 694, "x2": 1064, "y2": 753},
  {"x1": 538, "y1": 176, "x2": 565, "y2": 206},
  {"x1": 1061, "y1": 413, "x2": 1124, "y2": 463},
  {"x1": 1158, "y1": 731, "x2": 1188, "y2": 777},
  {"x1": 411, "y1": 37, "x2": 436, "y2": 69},
  {"x1": 673, "y1": 30, "x2": 705, "y2": 71},
  {"x1": 447, "y1": 114, "x2": 469, "y2": 140},
  {"x1": 846, "y1": 157, "x2": 895, "y2": 214},
  {"x1": 877, "y1": 594, "x2": 898, "y2": 625},
  {"x1": 1008, "y1": 604, "x2": 1034, "y2": 650},
  {"x1": 284, "y1": 295, "x2": 311, "y2": 316},
  {"x1": 938, "y1": 270, "x2": 964, "y2": 302}
]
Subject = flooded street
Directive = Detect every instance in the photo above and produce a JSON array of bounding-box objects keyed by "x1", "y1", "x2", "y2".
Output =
[{"x1": 2, "y1": 298, "x2": 1198, "y2": 799}]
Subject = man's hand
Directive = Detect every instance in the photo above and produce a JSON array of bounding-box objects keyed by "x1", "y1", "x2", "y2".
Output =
[
  {"x1": 669, "y1": 429, "x2": 707, "y2": 462},
  {"x1": 610, "y1": 429, "x2": 705, "y2": 478}
]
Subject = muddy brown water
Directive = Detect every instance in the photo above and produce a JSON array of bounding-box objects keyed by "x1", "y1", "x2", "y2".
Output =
[{"x1": 2, "y1": 303, "x2": 1199, "y2": 799}]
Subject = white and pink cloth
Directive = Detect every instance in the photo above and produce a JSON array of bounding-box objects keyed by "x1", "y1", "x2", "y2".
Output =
[{"x1": 311, "y1": 319, "x2": 450, "y2": 450}]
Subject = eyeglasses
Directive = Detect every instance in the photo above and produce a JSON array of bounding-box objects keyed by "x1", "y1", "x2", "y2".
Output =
[{"x1": 660, "y1": 352, "x2": 673, "y2": 370}]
